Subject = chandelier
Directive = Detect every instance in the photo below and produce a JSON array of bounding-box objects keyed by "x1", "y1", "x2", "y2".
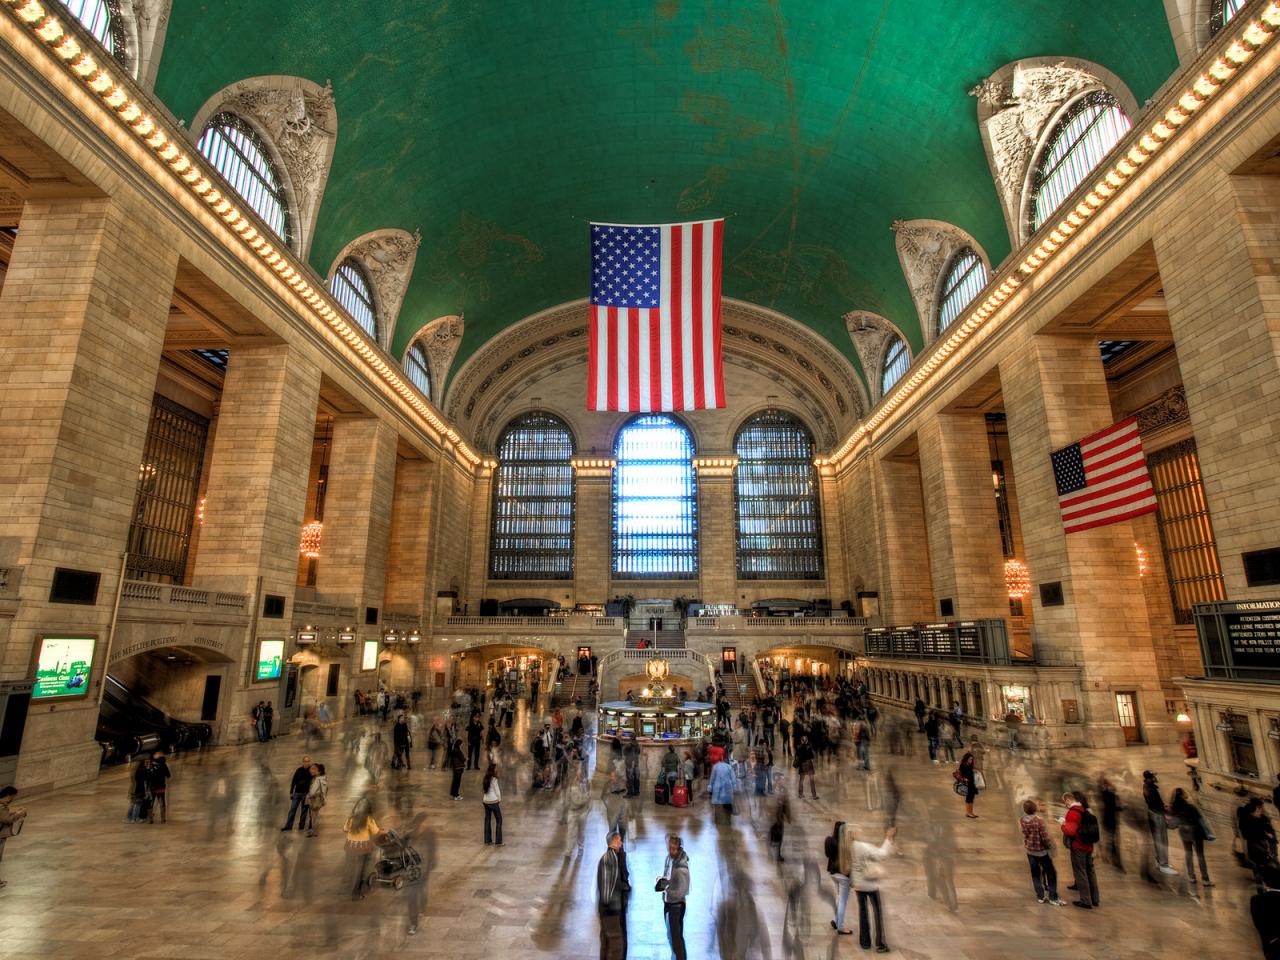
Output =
[
  {"x1": 299, "y1": 520, "x2": 323, "y2": 559},
  {"x1": 1004, "y1": 558, "x2": 1031, "y2": 600}
]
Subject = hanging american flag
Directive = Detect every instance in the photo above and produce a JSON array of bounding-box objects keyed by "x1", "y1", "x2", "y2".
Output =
[
  {"x1": 1051, "y1": 416, "x2": 1158, "y2": 534},
  {"x1": 588, "y1": 219, "x2": 725, "y2": 411}
]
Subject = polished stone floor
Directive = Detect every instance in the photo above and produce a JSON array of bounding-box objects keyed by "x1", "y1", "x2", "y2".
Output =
[{"x1": 0, "y1": 700, "x2": 1262, "y2": 960}]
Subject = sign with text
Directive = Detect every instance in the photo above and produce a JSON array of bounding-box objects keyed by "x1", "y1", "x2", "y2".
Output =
[
  {"x1": 255, "y1": 639, "x2": 284, "y2": 682},
  {"x1": 1223, "y1": 606, "x2": 1280, "y2": 666},
  {"x1": 33, "y1": 636, "x2": 95, "y2": 700}
]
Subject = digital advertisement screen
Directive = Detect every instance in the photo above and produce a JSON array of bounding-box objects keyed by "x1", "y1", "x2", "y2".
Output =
[
  {"x1": 256, "y1": 639, "x2": 284, "y2": 682},
  {"x1": 362, "y1": 640, "x2": 379, "y2": 671},
  {"x1": 33, "y1": 636, "x2": 95, "y2": 700}
]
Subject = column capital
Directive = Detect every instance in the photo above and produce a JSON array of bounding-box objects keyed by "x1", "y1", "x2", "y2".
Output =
[
  {"x1": 571, "y1": 457, "x2": 616, "y2": 478},
  {"x1": 692, "y1": 456, "x2": 738, "y2": 477}
]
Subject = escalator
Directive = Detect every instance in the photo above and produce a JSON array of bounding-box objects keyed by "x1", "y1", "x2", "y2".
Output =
[{"x1": 96, "y1": 674, "x2": 211, "y2": 765}]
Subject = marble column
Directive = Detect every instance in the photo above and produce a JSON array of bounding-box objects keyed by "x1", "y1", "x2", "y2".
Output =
[
  {"x1": 572, "y1": 459, "x2": 614, "y2": 606},
  {"x1": 694, "y1": 459, "x2": 737, "y2": 605},
  {"x1": 872, "y1": 455, "x2": 935, "y2": 624}
]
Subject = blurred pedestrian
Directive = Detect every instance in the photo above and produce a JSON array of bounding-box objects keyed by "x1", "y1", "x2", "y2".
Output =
[
  {"x1": 146, "y1": 750, "x2": 172, "y2": 824},
  {"x1": 1142, "y1": 770, "x2": 1178, "y2": 876},
  {"x1": 597, "y1": 831, "x2": 630, "y2": 960},
  {"x1": 958, "y1": 751, "x2": 979, "y2": 818},
  {"x1": 1170, "y1": 787, "x2": 1213, "y2": 889},
  {"x1": 1253, "y1": 864, "x2": 1280, "y2": 960},
  {"x1": 1061, "y1": 791, "x2": 1100, "y2": 909},
  {"x1": 709, "y1": 754, "x2": 736, "y2": 824},
  {"x1": 0, "y1": 786, "x2": 28, "y2": 888},
  {"x1": 127, "y1": 757, "x2": 150, "y2": 823},
  {"x1": 482, "y1": 762, "x2": 503, "y2": 846},
  {"x1": 1020, "y1": 798, "x2": 1065, "y2": 905},
  {"x1": 304, "y1": 762, "x2": 327, "y2": 837},
  {"x1": 1098, "y1": 775, "x2": 1124, "y2": 871},
  {"x1": 448, "y1": 738, "x2": 466, "y2": 801},
  {"x1": 795, "y1": 736, "x2": 817, "y2": 800},
  {"x1": 343, "y1": 791, "x2": 382, "y2": 900},
  {"x1": 656, "y1": 834, "x2": 689, "y2": 960},
  {"x1": 847, "y1": 823, "x2": 896, "y2": 952},
  {"x1": 426, "y1": 720, "x2": 443, "y2": 769},
  {"x1": 826, "y1": 820, "x2": 852, "y2": 935}
]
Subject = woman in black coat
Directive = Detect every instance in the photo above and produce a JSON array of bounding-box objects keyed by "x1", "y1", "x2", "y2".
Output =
[{"x1": 958, "y1": 752, "x2": 979, "y2": 818}]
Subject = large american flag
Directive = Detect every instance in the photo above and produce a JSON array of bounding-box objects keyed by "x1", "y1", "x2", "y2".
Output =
[
  {"x1": 1051, "y1": 416, "x2": 1158, "y2": 534},
  {"x1": 588, "y1": 219, "x2": 725, "y2": 411}
]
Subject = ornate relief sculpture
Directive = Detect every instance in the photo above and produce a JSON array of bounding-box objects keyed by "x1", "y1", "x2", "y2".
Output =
[
  {"x1": 419, "y1": 314, "x2": 465, "y2": 397},
  {"x1": 125, "y1": 0, "x2": 172, "y2": 90},
  {"x1": 890, "y1": 220, "x2": 984, "y2": 347},
  {"x1": 843, "y1": 310, "x2": 902, "y2": 404},
  {"x1": 333, "y1": 229, "x2": 421, "y2": 350}
]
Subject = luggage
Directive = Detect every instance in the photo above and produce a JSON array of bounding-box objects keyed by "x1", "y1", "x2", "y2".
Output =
[
  {"x1": 671, "y1": 784, "x2": 689, "y2": 808},
  {"x1": 655, "y1": 781, "x2": 669, "y2": 805}
]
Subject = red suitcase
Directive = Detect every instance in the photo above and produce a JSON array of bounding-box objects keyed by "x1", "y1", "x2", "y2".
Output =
[{"x1": 671, "y1": 784, "x2": 689, "y2": 808}]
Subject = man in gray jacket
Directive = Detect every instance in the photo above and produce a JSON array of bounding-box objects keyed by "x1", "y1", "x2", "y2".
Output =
[
  {"x1": 657, "y1": 834, "x2": 690, "y2": 960},
  {"x1": 597, "y1": 831, "x2": 630, "y2": 959}
]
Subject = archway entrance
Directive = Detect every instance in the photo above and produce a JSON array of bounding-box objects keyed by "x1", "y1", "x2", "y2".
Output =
[
  {"x1": 755, "y1": 644, "x2": 853, "y2": 696},
  {"x1": 450, "y1": 642, "x2": 555, "y2": 696}
]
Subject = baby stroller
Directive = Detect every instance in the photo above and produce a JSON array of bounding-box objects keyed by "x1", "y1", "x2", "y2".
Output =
[{"x1": 367, "y1": 830, "x2": 424, "y2": 890}]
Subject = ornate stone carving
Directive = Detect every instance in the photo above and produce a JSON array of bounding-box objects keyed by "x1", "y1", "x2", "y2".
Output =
[
  {"x1": 890, "y1": 220, "x2": 984, "y2": 346},
  {"x1": 334, "y1": 229, "x2": 421, "y2": 349},
  {"x1": 1135, "y1": 385, "x2": 1190, "y2": 436},
  {"x1": 971, "y1": 60, "x2": 1113, "y2": 244},
  {"x1": 843, "y1": 311, "x2": 899, "y2": 402},
  {"x1": 415, "y1": 314, "x2": 465, "y2": 399},
  {"x1": 198, "y1": 76, "x2": 338, "y2": 259},
  {"x1": 125, "y1": 0, "x2": 172, "y2": 89}
]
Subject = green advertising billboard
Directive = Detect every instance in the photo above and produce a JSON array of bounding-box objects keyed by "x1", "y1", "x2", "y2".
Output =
[
  {"x1": 33, "y1": 636, "x2": 96, "y2": 700},
  {"x1": 256, "y1": 639, "x2": 284, "y2": 681}
]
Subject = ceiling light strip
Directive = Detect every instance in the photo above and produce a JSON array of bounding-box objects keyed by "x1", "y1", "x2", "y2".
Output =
[
  {"x1": 826, "y1": 1, "x2": 1280, "y2": 467},
  {"x1": 2, "y1": 0, "x2": 481, "y2": 466}
]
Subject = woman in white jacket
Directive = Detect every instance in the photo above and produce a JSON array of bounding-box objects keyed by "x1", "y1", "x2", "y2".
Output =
[
  {"x1": 844, "y1": 824, "x2": 896, "y2": 953},
  {"x1": 482, "y1": 763, "x2": 503, "y2": 846}
]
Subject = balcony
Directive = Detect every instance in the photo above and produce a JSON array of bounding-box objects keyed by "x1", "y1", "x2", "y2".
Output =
[
  {"x1": 120, "y1": 580, "x2": 249, "y2": 617},
  {"x1": 441, "y1": 615, "x2": 624, "y2": 633}
]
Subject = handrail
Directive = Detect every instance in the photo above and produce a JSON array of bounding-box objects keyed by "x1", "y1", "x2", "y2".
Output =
[
  {"x1": 686, "y1": 615, "x2": 870, "y2": 630},
  {"x1": 443, "y1": 615, "x2": 623, "y2": 629},
  {"x1": 119, "y1": 579, "x2": 249, "y2": 614}
]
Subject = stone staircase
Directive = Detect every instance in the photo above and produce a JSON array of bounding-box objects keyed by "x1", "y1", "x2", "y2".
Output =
[
  {"x1": 625, "y1": 628, "x2": 685, "y2": 650},
  {"x1": 552, "y1": 673, "x2": 597, "y2": 708}
]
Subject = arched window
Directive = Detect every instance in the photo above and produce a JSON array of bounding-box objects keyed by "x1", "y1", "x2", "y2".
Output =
[
  {"x1": 734, "y1": 410, "x2": 823, "y2": 579},
  {"x1": 1030, "y1": 91, "x2": 1131, "y2": 231},
  {"x1": 613, "y1": 414, "x2": 697, "y2": 578},
  {"x1": 60, "y1": 0, "x2": 127, "y2": 62},
  {"x1": 403, "y1": 342, "x2": 432, "y2": 398},
  {"x1": 490, "y1": 412, "x2": 575, "y2": 580},
  {"x1": 330, "y1": 258, "x2": 378, "y2": 339},
  {"x1": 937, "y1": 248, "x2": 988, "y2": 334},
  {"x1": 881, "y1": 336, "x2": 909, "y2": 397},
  {"x1": 1210, "y1": 0, "x2": 1248, "y2": 35},
  {"x1": 197, "y1": 113, "x2": 290, "y2": 242}
]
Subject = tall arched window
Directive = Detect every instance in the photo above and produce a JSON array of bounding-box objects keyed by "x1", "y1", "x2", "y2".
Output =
[
  {"x1": 937, "y1": 248, "x2": 988, "y2": 334},
  {"x1": 881, "y1": 336, "x2": 910, "y2": 397},
  {"x1": 489, "y1": 412, "x2": 575, "y2": 580},
  {"x1": 197, "y1": 113, "x2": 291, "y2": 241},
  {"x1": 60, "y1": 0, "x2": 127, "y2": 62},
  {"x1": 613, "y1": 414, "x2": 697, "y2": 578},
  {"x1": 1030, "y1": 91, "x2": 1131, "y2": 231},
  {"x1": 735, "y1": 411, "x2": 823, "y2": 579},
  {"x1": 1210, "y1": 0, "x2": 1248, "y2": 35},
  {"x1": 330, "y1": 258, "x2": 378, "y2": 340},
  {"x1": 403, "y1": 342, "x2": 432, "y2": 398}
]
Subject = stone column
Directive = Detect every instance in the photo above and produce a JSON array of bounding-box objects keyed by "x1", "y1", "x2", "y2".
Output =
[
  {"x1": 463, "y1": 467, "x2": 493, "y2": 611},
  {"x1": 917, "y1": 414, "x2": 1008, "y2": 619},
  {"x1": 0, "y1": 197, "x2": 177, "y2": 790},
  {"x1": 192, "y1": 342, "x2": 320, "y2": 735},
  {"x1": 817, "y1": 464, "x2": 849, "y2": 606},
  {"x1": 872, "y1": 455, "x2": 935, "y2": 624},
  {"x1": 314, "y1": 418, "x2": 398, "y2": 611},
  {"x1": 1156, "y1": 175, "x2": 1280, "y2": 597},
  {"x1": 572, "y1": 459, "x2": 614, "y2": 605},
  {"x1": 1000, "y1": 334, "x2": 1170, "y2": 746},
  {"x1": 694, "y1": 458, "x2": 738, "y2": 605},
  {"x1": 385, "y1": 455, "x2": 436, "y2": 618}
]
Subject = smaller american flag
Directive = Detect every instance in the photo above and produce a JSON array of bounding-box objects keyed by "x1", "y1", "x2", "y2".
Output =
[{"x1": 1051, "y1": 417, "x2": 1158, "y2": 534}]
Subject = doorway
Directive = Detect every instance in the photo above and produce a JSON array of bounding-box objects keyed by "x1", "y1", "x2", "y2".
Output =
[{"x1": 1115, "y1": 691, "x2": 1142, "y2": 743}]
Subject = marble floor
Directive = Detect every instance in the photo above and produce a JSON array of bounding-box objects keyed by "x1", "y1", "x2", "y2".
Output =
[{"x1": 0, "y1": 701, "x2": 1263, "y2": 960}]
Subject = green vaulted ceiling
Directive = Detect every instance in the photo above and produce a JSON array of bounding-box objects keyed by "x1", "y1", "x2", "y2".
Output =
[{"x1": 154, "y1": 1, "x2": 1178, "y2": 388}]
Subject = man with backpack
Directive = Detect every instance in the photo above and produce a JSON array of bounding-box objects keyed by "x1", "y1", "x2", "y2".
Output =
[{"x1": 1060, "y1": 790, "x2": 1100, "y2": 909}]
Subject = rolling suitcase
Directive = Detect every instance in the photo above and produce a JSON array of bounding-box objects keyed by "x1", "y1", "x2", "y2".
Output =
[
  {"x1": 654, "y1": 780, "x2": 669, "y2": 805},
  {"x1": 671, "y1": 783, "x2": 689, "y2": 808}
]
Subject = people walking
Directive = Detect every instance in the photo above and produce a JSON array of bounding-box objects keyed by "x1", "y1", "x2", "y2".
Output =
[
  {"x1": 847, "y1": 823, "x2": 897, "y2": 952},
  {"x1": 466, "y1": 712, "x2": 483, "y2": 770},
  {"x1": 304, "y1": 762, "x2": 327, "y2": 837},
  {"x1": 0, "y1": 786, "x2": 28, "y2": 888},
  {"x1": 127, "y1": 757, "x2": 150, "y2": 823},
  {"x1": 145, "y1": 750, "x2": 172, "y2": 823},
  {"x1": 392, "y1": 713, "x2": 412, "y2": 770},
  {"x1": 343, "y1": 791, "x2": 382, "y2": 900},
  {"x1": 1142, "y1": 771, "x2": 1178, "y2": 876},
  {"x1": 657, "y1": 834, "x2": 689, "y2": 960},
  {"x1": 427, "y1": 720, "x2": 443, "y2": 768},
  {"x1": 1253, "y1": 865, "x2": 1280, "y2": 960},
  {"x1": 795, "y1": 735, "x2": 817, "y2": 800},
  {"x1": 1098, "y1": 776, "x2": 1125, "y2": 871},
  {"x1": 1020, "y1": 799, "x2": 1065, "y2": 905},
  {"x1": 826, "y1": 820, "x2": 852, "y2": 935},
  {"x1": 958, "y1": 751, "x2": 979, "y2": 818},
  {"x1": 1170, "y1": 787, "x2": 1213, "y2": 888},
  {"x1": 281, "y1": 755, "x2": 313, "y2": 830},
  {"x1": 1061, "y1": 791, "x2": 1100, "y2": 909},
  {"x1": 482, "y1": 763, "x2": 503, "y2": 845},
  {"x1": 913, "y1": 698, "x2": 927, "y2": 732},
  {"x1": 597, "y1": 831, "x2": 630, "y2": 960},
  {"x1": 924, "y1": 711, "x2": 941, "y2": 763},
  {"x1": 448, "y1": 738, "x2": 466, "y2": 801},
  {"x1": 709, "y1": 753, "x2": 736, "y2": 824}
]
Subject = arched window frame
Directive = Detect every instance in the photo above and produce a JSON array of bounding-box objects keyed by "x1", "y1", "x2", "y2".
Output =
[
  {"x1": 881, "y1": 336, "x2": 910, "y2": 398},
  {"x1": 196, "y1": 112, "x2": 292, "y2": 243},
  {"x1": 60, "y1": 0, "x2": 130, "y2": 65},
  {"x1": 734, "y1": 410, "x2": 824, "y2": 580},
  {"x1": 612, "y1": 413, "x2": 698, "y2": 580},
  {"x1": 1028, "y1": 89, "x2": 1132, "y2": 234},
  {"x1": 1209, "y1": 0, "x2": 1248, "y2": 35},
  {"x1": 402, "y1": 341, "x2": 432, "y2": 399},
  {"x1": 936, "y1": 247, "x2": 989, "y2": 336},
  {"x1": 489, "y1": 412, "x2": 576, "y2": 580},
  {"x1": 329, "y1": 258, "x2": 379, "y2": 341}
]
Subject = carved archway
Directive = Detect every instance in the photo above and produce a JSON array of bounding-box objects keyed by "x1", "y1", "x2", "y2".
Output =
[
  {"x1": 890, "y1": 219, "x2": 991, "y2": 348},
  {"x1": 327, "y1": 228, "x2": 422, "y2": 351}
]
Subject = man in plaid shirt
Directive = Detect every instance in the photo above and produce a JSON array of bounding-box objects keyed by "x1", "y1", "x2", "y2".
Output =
[{"x1": 1020, "y1": 799, "x2": 1066, "y2": 905}]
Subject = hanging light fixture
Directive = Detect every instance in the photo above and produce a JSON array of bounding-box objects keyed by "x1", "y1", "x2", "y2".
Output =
[
  {"x1": 1135, "y1": 542, "x2": 1148, "y2": 577},
  {"x1": 1005, "y1": 558, "x2": 1031, "y2": 600},
  {"x1": 299, "y1": 520, "x2": 323, "y2": 559}
]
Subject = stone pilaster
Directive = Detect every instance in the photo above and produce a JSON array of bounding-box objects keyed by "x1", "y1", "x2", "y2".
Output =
[
  {"x1": 463, "y1": 468, "x2": 493, "y2": 609},
  {"x1": 1000, "y1": 335, "x2": 1170, "y2": 746},
  {"x1": 917, "y1": 414, "x2": 1007, "y2": 619},
  {"x1": 872, "y1": 455, "x2": 935, "y2": 624},
  {"x1": 571, "y1": 459, "x2": 615, "y2": 605},
  {"x1": 817, "y1": 464, "x2": 849, "y2": 605},
  {"x1": 694, "y1": 458, "x2": 738, "y2": 605},
  {"x1": 1156, "y1": 175, "x2": 1280, "y2": 597},
  {"x1": 384, "y1": 455, "x2": 436, "y2": 617},
  {"x1": 0, "y1": 196, "x2": 177, "y2": 790}
]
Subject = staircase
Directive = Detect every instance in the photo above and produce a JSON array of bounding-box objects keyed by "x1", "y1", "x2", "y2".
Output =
[
  {"x1": 626, "y1": 628, "x2": 685, "y2": 650},
  {"x1": 718, "y1": 672, "x2": 758, "y2": 713},
  {"x1": 553, "y1": 673, "x2": 597, "y2": 708}
]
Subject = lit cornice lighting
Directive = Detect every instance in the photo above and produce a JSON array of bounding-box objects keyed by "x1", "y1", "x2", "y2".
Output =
[
  {"x1": 570, "y1": 457, "x2": 617, "y2": 470},
  {"x1": 824, "y1": 2, "x2": 1280, "y2": 468},
  {"x1": 2, "y1": 0, "x2": 481, "y2": 467}
]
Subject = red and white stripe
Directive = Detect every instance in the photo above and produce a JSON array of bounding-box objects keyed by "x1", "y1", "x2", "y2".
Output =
[
  {"x1": 1059, "y1": 417, "x2": 1158, "y2": 534},
  {"x1": 588, "y1": 219, "x2": 724, "y2": 411}
]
